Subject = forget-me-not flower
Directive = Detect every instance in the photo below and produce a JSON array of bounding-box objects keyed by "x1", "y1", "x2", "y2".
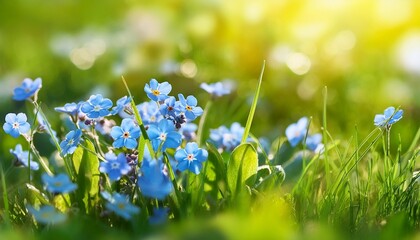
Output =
[
  {"x1": 200, "y1": 82, "x2": 231, "y2": 97},
  {"x1": 110, "y1": 118, "x2": 140, "y2": 149},
  {"x1": 305, "y1": 133, "x2": 322, "y2": 151},
  {"x1": 102, "y1": 192, "x2": 140, "y2": 220},
  {"x1": 138, "y1": 158, "x2": 173, "y2": 200},
  {"x1": 55, "y1": 102, "x2": 82, "y2": 119},
  {"x1": 159, "y1": 96, "x2": 179, "y2": 118},
  {"x1": 42, "y1": 173, "x2": 77, "y2": 194},
  {"x1": 137, "y1": 101, "x2": 163, "y2": 126},
  {"x1": 149, "y1": 207, "x2": 169, "y2": 225},
  {"x1": 111, "y1": 96, "x2": 131, "y2": 116},
  {"x1": 10, "y1": 144, "x2": 39, "y2": 170},
  {"x1": 99, "y1": 152, "x2": 131, "y2": 181},
  {"x1": 175, "y1": 142, "x2": 208, "y2": 174},
  {"x1": 3, "y1": 113, "x2": 31, "y2": 138},
  {"x1": 177, "y1": 94, "x2": 203, "y2": 121},
  {"x1": 13, "y1": 77, "x2": 42, "y2": 101},
  {"x1": 27, "y1": 205, "x2": 66, "y2": 225},
  {"x1": 180, "y1": 123, "x2": 197, "y2": 141},
  {"x1": 374, "y1": 107, "x2": 403, "y2": 128},
  {"x1": 144, "y1": 79, "x2": 172, "y2": 102},
  {"x1": 80, "y1": 94, "x2": 113, "y2": 119},
  {"x1": 60, "y1": 129, "x2": 82, "y2": 156},
  {"x1": 209, "y1": 122, "x2": 244, "y2": 151},
  {"x1": 285, "y1": 117, "x2": 308, "y2": 147},
  {"x1": 147, "y1": 119, "x2": 182, "y2": 151}
]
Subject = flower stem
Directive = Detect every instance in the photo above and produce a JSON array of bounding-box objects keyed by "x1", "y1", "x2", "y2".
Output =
[{"x1": 196, "y1": 100, "x2": 213, "y2": 147}]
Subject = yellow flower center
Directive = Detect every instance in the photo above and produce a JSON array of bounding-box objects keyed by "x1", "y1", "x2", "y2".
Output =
[
  {"x1": 152, "y1": 90, "x2": 160, "y2": 96},
  {"x1": 118, "y1": 203, "x2": 126, "y2": 210}
]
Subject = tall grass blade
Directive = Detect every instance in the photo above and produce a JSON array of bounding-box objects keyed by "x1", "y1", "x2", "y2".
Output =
[{"x1": 241, "y1": 61, "x2": 265, "y2": 144}]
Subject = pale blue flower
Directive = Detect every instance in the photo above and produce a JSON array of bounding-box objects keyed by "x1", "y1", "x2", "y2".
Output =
[
  {"x1": 144, "y1": 79, "x2": 172, "y2": 102},
  {"x1": 111, "y1": 96, "x2": 131, "y2": 116},
  {"x1": 305, "y1": 133, "x2": 322, "y2": 151},
  {"x1": 177, "y1": 94, "x2": 203, "y2": 121},
  {"x1": 138, "y1": 158, "x2": 173, "y2": 200},
  {"x1": 200, "y1": 82, "x2": 231, "y2": 97},
  {"x1": 13, "y1": 77, "x2": 42, "y2": 101},
  {"x1": 209, "y1": 122, "x2": 244, "y2": 151},
  {"x1": 175, "y1": 142, "x2": 208, "y2": 174},
  {"x1": 3, "y1": 113, "x2": 30, "y2": 138},
  {"x1": 59, "y1": 129, "x2": 82, "y2": 156},
  {"x1": 80, "y1": 94, "x2": 113, "y2": 119},
  {"x1": 285, "y1": 117, "x2": 308, "y2": 147},
  {"x1": 27, "y1": 205, "x2": 66, "y2": 225},
  {"x1": 137, "y1": 101, "x2": 163, "y2": 126},
  {"x1": 99, "y1": 152, "x2": 131, "y2": 181},
  {"x1": 10, "y1": 144, "x2": 39, "y2": 170},
  {"x1": 110, "y1": 118, "x2": 140, "y2": 149},
  {"x1": 147, "y1": 119, "x2": 182, "y2": 151},
  {"x1": 102, "y1": 192, "x2": 140, "y2": 220},
  {"x1": 42, "y1": 173, "x2": 77, "y2": 194},
  {"x1": 374, "y1": 107, "x2": 403, "y2": 128}
]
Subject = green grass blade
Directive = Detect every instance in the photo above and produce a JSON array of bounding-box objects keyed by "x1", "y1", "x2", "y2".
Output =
[
  {"x1": 241, "y1": 61, "x2": 265, "y2": 144},
  {"x1": 121, "y1": 76, "x2": 155, "y2": 160}
]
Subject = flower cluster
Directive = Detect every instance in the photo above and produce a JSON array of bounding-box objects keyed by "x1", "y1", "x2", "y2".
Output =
[
  {"x1": 2, "y1": 77, "x2": 211, "y2": 225},
  {"x1": 209, "y1": 122, "x2": 245, "y2": 152},
  {"x1": 285, "y1": 117, "x2": 323, "y2": 152},
  {"x1": 0, "y1": 75, "x2": 408, "y2": 230}
]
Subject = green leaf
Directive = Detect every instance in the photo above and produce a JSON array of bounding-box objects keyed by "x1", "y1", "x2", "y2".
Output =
[
  {"x1": 26, "y1": 183, "x2": 50, "y2": 205},
  {"x1": 255, "y1": 165, "x2": 286, "y2": 191},
  {"x1": 241, "y1": 61, "x2": 265, "y2": 144},
  {"x1": 227, "y1": 143, "x2": 258, "y2": 197},
  {"x1": 72, "y1": 139, "x2": 100, "y2": 214}
]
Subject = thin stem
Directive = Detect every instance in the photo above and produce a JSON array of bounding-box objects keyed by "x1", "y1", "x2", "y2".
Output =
[{"x1": 196, "y1": 100, "x2": 213, "y2": 147}]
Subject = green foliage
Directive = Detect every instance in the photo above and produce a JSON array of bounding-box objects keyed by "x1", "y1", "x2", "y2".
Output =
[
  {"x1": 227, "y1": 143, "x2": 258, "y2": 198},
  {"x1": 72, "y1": 140, "x2": 100, "y2": 214}
]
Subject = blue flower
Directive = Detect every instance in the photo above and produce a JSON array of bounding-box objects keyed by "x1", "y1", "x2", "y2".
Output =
[
  {"x1": 180, "y1": 123, "x2": 197, "y2": 141},
  {"x1": 138, "y1": 158, "x2": 173, "y2": 200},
  {"x1": 147, "y1": 119, "x2": 182, "y2": 151},
  {"x1": 110, "y1": 118, "x2": 141, "y2": 149},
  {"x1": 111, "y1": 96, "x2": 131, "y2": 116},
  {"x1": 42, "y1": 173, "x2": 77, "y2": 194},
  {"x1": 200, "y1": 82, "x2": 231, "y2": 97},
  {"x1": 175, "y1": 142, "x2": 208, "y2": 174},
  {"x1": 60, "y1": 129, "x2": 82, "y2": 156},
  {"x1": 27, "y1": 205, "x2": 66, "y2": 225},
  {"x1": 10, "y1": 144, "x2": 39, "y2": 170},
  {"x1": 285, "y1": 117, "x2": 308, "y2": 147},
  {"x1": 144, "y1": 79, "x2": 172, "y2": 102},
  {"x1": 137, "y1": 101, "x2": 163, "y2": 126},
  {"x1": 305, "y1": 133, "x2": 322, "y2": 151},
  {"x1": 99, "y1": 152, "x2": 131, "y2": 181},
  {"x1": 209, "y1": 122, "x2": 244, "y2": 151},
  {"x1": 374, "y1": 107, "x2": 403, "y2": 128},
  {"x1": 159, "y1": 96, "x2": 179, "y2": 118},
  {"x1": 177, "y1": 94, "x2": 203, "y2": 121},
  {"x1": 149, "y1": 207, "x2": 169, "y2": 225},
  {"x1": 3, "y1": 113, "x2": 31, "y2": 138},
  {"x1": 102, "y1": 192, "x2": 140, "y2": 220},
  {"x1": 55, "y1": 102, "x2": 82, "y2": 117},
  {"x1": 13, "y1": 77, "x2": 42, "y2": 101},
  {"x1": 80, "y1": 94, "x2": 113, "y2": 119}
]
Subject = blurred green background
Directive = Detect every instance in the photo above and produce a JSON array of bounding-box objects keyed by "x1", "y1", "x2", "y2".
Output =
[{"x1": 1, "y1": 0, "x2": 420, "y2": 154}]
